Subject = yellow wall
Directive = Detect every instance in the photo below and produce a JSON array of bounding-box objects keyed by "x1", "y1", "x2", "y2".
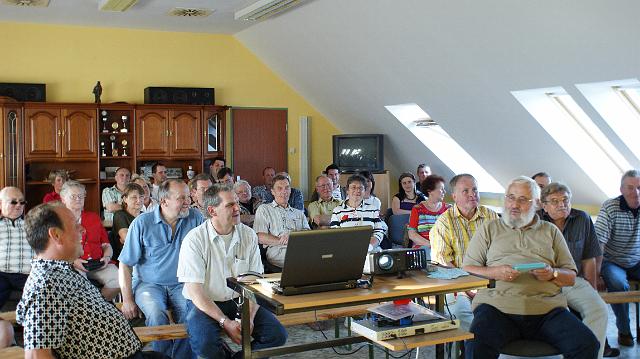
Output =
[{"x1": 1, "y1": 21, "x2": 339, "y2": 189}]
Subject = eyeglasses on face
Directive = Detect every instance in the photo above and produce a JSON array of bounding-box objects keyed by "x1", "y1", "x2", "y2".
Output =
[
  {"x1": 9, "y1": 200, "x2": 26, "y2": 205},
  {"x1": 544, "y1": 197, "x2": 570, "y2": 206},
  {"x1": 69, "y1": 194, "x2": 86, "y2": 201},
  {"x1": 504, "y1": 194, "x2": 533, "y2": 205}
]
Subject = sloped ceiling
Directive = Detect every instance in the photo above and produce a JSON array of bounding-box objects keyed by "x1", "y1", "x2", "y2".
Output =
[{"x1": 236, "y1": 0, "x2": 640, "y2": 205}]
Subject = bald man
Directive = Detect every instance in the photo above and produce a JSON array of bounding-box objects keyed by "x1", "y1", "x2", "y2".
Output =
[{"x1": 0, "y1": 187, "x2": 33, "y2": 308}]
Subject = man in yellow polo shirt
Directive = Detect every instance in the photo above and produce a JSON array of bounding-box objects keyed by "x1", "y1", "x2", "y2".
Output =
[
  {"x1": 307, "y1": 175, "x2": 341, "y2": 229},
  {"x1": 430, "y1": 174, "x2": 498, "y2": 336}
]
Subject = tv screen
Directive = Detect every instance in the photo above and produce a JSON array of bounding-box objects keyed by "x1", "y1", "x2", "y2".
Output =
[{"x1": 333, "y1": 134, "x2": 384, "y2": 173}]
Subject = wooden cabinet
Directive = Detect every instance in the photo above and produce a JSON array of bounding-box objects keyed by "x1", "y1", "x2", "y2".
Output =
[
  {"x1": 0, "y1": 99, "x2": 23, "y2": 189},
  {"x1": 136, "y1": 106, "x2": 208, "y2": 158},
  {"x1": 170, "y1": 109, "x2": 201, "y2": 157},
  {"x1": 203, "y1": 108, "x2": 226, "y2": 158},
  {"x1": 136, "y1": 108, "x2": 169, "y2": 157},
  {"x1": 24, "y1": 104, "x2": 97, "y2": 159}
]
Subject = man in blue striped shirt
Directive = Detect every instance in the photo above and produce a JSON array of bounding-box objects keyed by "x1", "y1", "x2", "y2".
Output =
[{"x1": 596, "y1": 169, "x2": 640, "y2": 347}]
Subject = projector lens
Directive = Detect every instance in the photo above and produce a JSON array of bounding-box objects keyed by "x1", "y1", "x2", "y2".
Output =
[{"x1": 378, "y1": 254, "x2": 394, "y2": 270}]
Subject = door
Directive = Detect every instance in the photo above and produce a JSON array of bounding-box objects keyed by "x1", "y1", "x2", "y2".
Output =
[
  {"x1": 136, "y1": 108, "x2": 169, "y2": 157},
  {"x1": 232, "y1": 108, "x2": 287, "y2": 186},
  {"x1": 24, "y1": 107, "x2": 60, "y2": 159},
  {"x1": 169, "y1": 109, "x2": 201, "y2": 157},
  {"x1": 62, "y1": 108, "x2": 97, "y2": 158}
]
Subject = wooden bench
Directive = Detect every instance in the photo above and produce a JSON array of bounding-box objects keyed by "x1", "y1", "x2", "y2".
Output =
[
  {"x1": 0, "y1": 346, "x2": 23, "y2": 359},
  {"x1": 599, "y1": 290, "x2": 640, "y2": 304}
]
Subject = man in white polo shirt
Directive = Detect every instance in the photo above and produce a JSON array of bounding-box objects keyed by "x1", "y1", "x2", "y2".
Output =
[{"x1": 177, "y1": 183, "x2": 287, "y2": 359}]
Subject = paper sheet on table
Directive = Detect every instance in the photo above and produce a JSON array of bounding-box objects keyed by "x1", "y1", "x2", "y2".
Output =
[{"x1": 426, "y1": 267, "x2": 469, "y2": 279}]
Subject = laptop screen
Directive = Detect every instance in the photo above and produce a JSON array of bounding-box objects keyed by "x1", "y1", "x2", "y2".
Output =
[{"x1": 279, "y1": 226, "x2": 373, "y2": 288}]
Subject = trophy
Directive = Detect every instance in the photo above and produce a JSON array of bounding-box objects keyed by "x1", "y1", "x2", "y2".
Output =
[
  {"x1": 100, "y1": 142, "x2": 106, "y2": 157},
  {"x1": 111, "y1": 121, "x2": 119, "y2": 133},
  {"x1": 121, "y1": 115, "x2": 128, "y2": 133},
  {"x1": 121, "y1": 139, "x2": 128, "y2": 157},
  {"x1": 101, "y1": 110, "x2": 109, "y2": 133},
  {"x1": 110, "y1": 135, "x2": 118, "y2": 157}
]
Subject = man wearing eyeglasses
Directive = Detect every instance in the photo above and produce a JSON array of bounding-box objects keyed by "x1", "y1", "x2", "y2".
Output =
[
  {"x1": 540, "y1": 182, "x2": 614, "y2": 357},
  {"x1": 463, "y1": 176, "x2": 598, "y2": 359},
  {"x1": 308, "y1": 175, "x2": 341, "y2": 229},
  {"x1": 0, "y1": 186, "x2": 33, "y2": 309},
  {"x1": 596, "y1": 169, "x2": 640, "y2": 347}
]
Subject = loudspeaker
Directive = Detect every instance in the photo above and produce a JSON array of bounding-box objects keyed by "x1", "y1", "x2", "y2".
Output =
[
  {"x1": 144, "y1": 87, "x2": 215, "y2": 105},
  {"x1": 367, "y1": 248, "x2": 429, "y2": 276},
  {"x1": 0, "y1": 83, "x2": 46, "y2": 102}
]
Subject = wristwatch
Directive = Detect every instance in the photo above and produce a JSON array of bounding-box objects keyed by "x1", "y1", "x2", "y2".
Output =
[
  {"x1": 552, "y1": 269, "x2": 559, "y2": 280},
  {"x1": 219, "y1": 317, "x2": 227, "y2": 328}
]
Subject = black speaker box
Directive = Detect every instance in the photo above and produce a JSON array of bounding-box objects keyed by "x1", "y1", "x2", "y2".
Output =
[
  {"x1": 0, "y1": 83, "x2": 46, "y2": 102},
  {"x1": 144, "y1": 87, "x2": 215, "y2": 105}
]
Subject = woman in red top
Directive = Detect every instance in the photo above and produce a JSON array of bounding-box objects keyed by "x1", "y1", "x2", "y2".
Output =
[
  {"x1": 42, "y1": 169, "x2": 68, "y2": 203},
  {"x1": 407, "y1": 175, "x2": 450, "y2": 248},
  {"x1": 60, "y1": 180, "x2": 120, "y2": 301}
]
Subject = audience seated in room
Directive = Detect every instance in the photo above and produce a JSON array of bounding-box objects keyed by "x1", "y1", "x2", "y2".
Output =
[
  {"x1": 252, "y1": 166, "x2": 276, "y2": 204},
  {"x1": 216, "y1": 167, "x2": 235, "y2": 185},
  {"x1": 391, "y1": 172, "x2": 426, "y2": 215},
  {"x1": 42, "y1": 169, "x2": 68, "y2": 203},
  {"x1": 119, "y1": 179, "x2": 204, "y2": 359},
  {"x1": 532, "y1": 171, "x2": 552, "y2": 189},
  {"x1": 17, "y1": 202, "x2": 168, "y2": 359},
  {"x1": 111, "y1": 183, "x2": 144, "y2": 262},
  {"x1": 189, "y1": 173, "x2": 213, "y2": 217},
  {"x1": 131, "y1": 174, "x2": 158, "y2": 213},
  {"x1": 540, "y1": 181, "x2": 614, "y2": 357},
  {"x1": 330, "y1": 174, "x2": 386, "y2": 251},
  {"x1": 102, "y1": 167, "x2": 131, "y2": 222},
  {"x1": 61, "y1": 180, "x2": 120, "y2": 301},
  {"x1": 150, "y1": 163, "x2": 168, "y2": 202},
  {"x1": 0, "y1": 187, "x2": 33, "y2": 309},
  {"x1": 178, "y1": 183, "x2": 287, "y2": 358},
  {"x1": 463, "y1": 176, "x2": 599, "y2": 359},
  {"x1": 234, "y1": 180, "x2": 262, "y2": 227},
  {"x1": 209, "y1": 156, "x2": 226, "y2": 179},
  {"x1": 253, "y1": 173, "x2": 310, "y2": 268},
  {"x1": 307, "y1": 175, "x2": 341, "y2": 229},
  {"x1": 430, "y1": 174, "x2": 499, "y2": 342},
  {"x1": 596, "y1": 169, "x2": 640, "y2": 347},
  {"x1": 407, "y1": 175, "x2": 449, "y2": 251}
]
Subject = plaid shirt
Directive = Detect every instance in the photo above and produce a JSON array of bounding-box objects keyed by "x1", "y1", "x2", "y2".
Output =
[
  {"x1": 430, "y1": 204, "x2": 498, "y2": 267},
  {"x1": 0, "y1": 217, "x2": 33, "y2": 274}
]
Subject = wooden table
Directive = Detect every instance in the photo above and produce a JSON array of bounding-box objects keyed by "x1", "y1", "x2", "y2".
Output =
[{"x1": 227, "y1": 271, "x2": 489, "y2": 359}]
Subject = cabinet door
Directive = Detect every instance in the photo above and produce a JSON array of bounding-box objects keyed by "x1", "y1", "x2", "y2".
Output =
[
  {"x1": 136, "y1": 109, "x2": 169, "y2": 157},
  {"x1": 169, "y1": 109, "x2": 201, "y2": 157},
  {"x1": 62, "y1": 108, "x2": 97, "y2": 158},
  {"x1": 24, "y1": 107, "x2": 60, "y2": 159},
  {"x1": 203, "y1": 109, "x2": 225, "y2": 157}
]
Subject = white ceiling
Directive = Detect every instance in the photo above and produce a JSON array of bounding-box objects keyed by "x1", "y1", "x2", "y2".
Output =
[
  {"x1": 235, "y1": 0, "x2": 640, "y2": 205},
  {"x1": 0, "y1": 0, "x2": 291, "y2": 34}
]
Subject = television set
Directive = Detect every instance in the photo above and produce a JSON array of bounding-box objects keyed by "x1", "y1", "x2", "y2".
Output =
[{"x1": 332, "y1": 134, "x2": 384, "y2": 173}]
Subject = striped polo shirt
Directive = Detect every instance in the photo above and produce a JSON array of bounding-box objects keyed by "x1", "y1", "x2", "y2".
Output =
[
  {"x1": 330, "y1": 199, "x2": 385, "y2": 247},
  {"x1": 595, "y1": 195, "x2": 640, "y2": 268}
]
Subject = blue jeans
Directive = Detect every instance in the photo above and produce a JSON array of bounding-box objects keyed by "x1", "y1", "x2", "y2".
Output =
[
  {"x1": 601, "y1": 260, "x2": 640, "y2": 335},
  {"x1": 185, "y1": 300, "x2": 287, "y2": 359},
  {"x1": 465, "y1": 304, "x2": 599, "y2": 359},
  {"x1": 135, "y1": 282, "x2": 191, "y2": 359}
]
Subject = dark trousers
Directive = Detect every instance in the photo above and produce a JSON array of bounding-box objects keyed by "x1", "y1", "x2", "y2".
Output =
[
  {"x1": 127, "y1": 350, "x2": 172, "y2": 359},
  {"x1": 0, "y1": 272, "x2": 28, "y2": 308},
  {"x1": 185, "y1": 299, "x2": 287, "y2": 359},
  {"x1": 465, "y1": 304, "x2": 599, "y2": 359}
]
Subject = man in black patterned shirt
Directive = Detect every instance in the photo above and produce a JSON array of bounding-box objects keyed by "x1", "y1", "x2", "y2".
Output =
[{"x1": 16, "y1": 202, "x2": 167, "y2": 359}]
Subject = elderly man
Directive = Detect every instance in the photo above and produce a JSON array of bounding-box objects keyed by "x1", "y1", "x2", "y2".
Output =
[
  {"x1": 532, "y1": 172, "x2": 552, "y2": 189},
  {"x1": 463, "y1": 176, "x2": 599, "y2": 359},
  {"x1": 150, "y1": 163, "x2": 168, "y2": 201},
  {"x1": 430, "y1": 174, "x2": 499, "y2": 334},
  {"x1": 102, "y1": 167, "x2": 131, "y2": 222},
  {"x1": 308, "y1": 175, "x2": 341, "y2": 229},
  {"x1": 119, "y1": 179, "x2": 204, "y2": 358},
  {"x1": 209, "y1": 157, "x2": 226, "y2": 179},
  {"x1": 540, "y1": 182, "x2": 613, "y2": 357},
  {"x1": 254, "y1": 173, "x2": 310, "y2": 268},
  {"x1": 234, "y1": 180, "x2": 261, "y2": 227},
  {"x1": 0, "y1": 187, "x2": 33, "y2": 309},
  {"x1": 189, "y1": 173, "x2": 213, "y2": 217},
  {"x1": 325, "y1": 164, "x2": 346, "y2": 200},
  {"x1": 596, "y1": 169, "x2": 640, "y2": 347},
  {"x1": 17, "y1": 202, "x2": 168, "y2": 359},
  {"x1": 178, "y1": 184, "x2": 287, "y2": 358}
]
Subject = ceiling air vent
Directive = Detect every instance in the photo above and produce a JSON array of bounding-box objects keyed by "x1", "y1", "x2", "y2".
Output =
[
  {"x1": 168, "y1": 7, "x2": 214, "y2": 17},
  {"x1": 414, "y1": 118, "x2": 438, "y2": 127},
  {"x1": 99, "y1": 0, "x2": 138, "y2": 12},
  {"x1": 235, "y1": 0, "x2": 303, "y2": 21},
  {"x1": 1, "y1": 0, "x2": 50, "y2": 7}
]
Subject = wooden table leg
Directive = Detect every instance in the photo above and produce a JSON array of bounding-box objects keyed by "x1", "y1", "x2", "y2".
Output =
[
  {"x1": 242, "y1": 298, "x2": 252, "y2": 359},
  {"x1": 435, "y1": 294, "x2": 444, "y2": 359}
]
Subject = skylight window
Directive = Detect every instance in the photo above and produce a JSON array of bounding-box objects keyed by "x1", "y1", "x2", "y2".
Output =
[
  {"x1": 385, "y1": 103, "x2": 504, "y2": 193},
  {"x1": 576, "y1": 79, "x2": 640, "y2": 162},
  {"x1": 512, "y1": 87, "x2": 631, "y2": 198}
]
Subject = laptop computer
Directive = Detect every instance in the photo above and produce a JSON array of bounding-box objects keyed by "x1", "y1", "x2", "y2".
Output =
[{"x1": 258, "y1": 226, "x2": 373, "y2": 296}]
